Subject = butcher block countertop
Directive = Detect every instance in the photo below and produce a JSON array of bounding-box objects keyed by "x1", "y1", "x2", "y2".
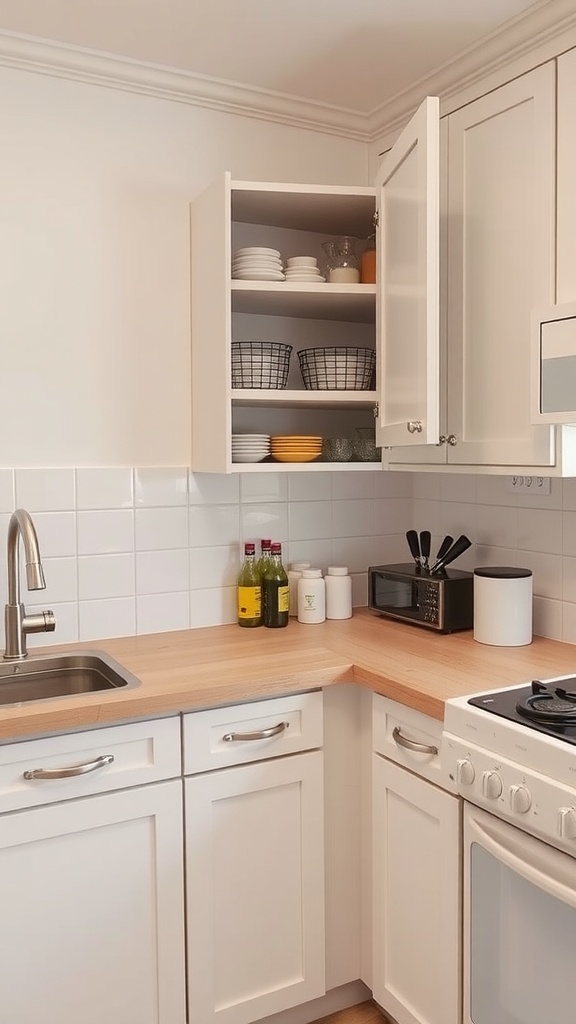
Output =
[{"x1": 2, "y1": 608, "x2": 576, "y2": 742}]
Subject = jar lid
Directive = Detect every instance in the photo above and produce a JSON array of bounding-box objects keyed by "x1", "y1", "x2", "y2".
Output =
[
  {"x1": 474, "y1": 566, "x2": 532, "y2": 579},
  {"x1": 290, "y1": 562, "x2": 311, "y2": 571},
  {"x1": 327, "y1": 566, "x2": 349, "y2": 575},
  {"x1": 301, "y1": 568, "x2": 322, "y2": 578}
]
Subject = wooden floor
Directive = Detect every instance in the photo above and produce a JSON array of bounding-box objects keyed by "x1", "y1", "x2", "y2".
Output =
[{"x1": 314, "y1": 1001, "x2": 389, "y2": 1024}]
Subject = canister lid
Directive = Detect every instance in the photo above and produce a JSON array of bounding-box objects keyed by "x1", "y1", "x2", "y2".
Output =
[
  {"x1": 301, "y1": 568, "x2": 322, "y2": 578},
  {"x1": 474, "y1": 566, "x2": 532, "y2": 579},
  {"x1": 327, "y1": 566, "x2": 349, "y2": 576}
]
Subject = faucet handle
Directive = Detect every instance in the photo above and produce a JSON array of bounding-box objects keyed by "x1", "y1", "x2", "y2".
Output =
[{"x1": 23, "y1": 610, "x2": 56, "y2": 635}]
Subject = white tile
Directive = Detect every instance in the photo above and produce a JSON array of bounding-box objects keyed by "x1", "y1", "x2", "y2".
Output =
[
  {"x1": 518, "y1": 507, "x2": 562, "y2": 554},
  {"x1": 15, "y1": 468, "x2": 75, "y2": 511},
  {"x1": 412, "y1": 474, "x2": 441, "y2": 500},
  {"x1": 562, "y1": 601, "x2": 576, "y2": 644},
  {"x1": 475, "y1": 505, "x2": 518, "y2": 551},
  {"x1": 285, "y1": 539, "x2": 333, "y2": 571},
  {"x1": 517, "y1": 551, "x2": 561, "y2": 601},
  {"x1": 562, "y1": 478, "x2": 576, "y2": 511},
  {"x1": 351, "y1": 573, "x2": 368, "y2": 607},
  {"x1": 34, "y1": 512, "x2": 77, "y2": 558},
  {"x1": 78, "y1": 597, "x2": 136, "y2": 641},
  {"x1": 473, "y1": 544, "x2": 518, "y2": 571},
  {"x1": 366, "y1": 534, "x2": 408, "y2": 566},
  {"x1": 517, "y1": 477, "x2": 562, "y2": 510},
  {"x1": 241, "y1": 504, "x2": 288, "y2": 546},
  {"x1": 439, "y1": 474, "x2": 477, "y2": 504},
  {"x1": 332, "y1": 472, "x2": 375, "y2": 500},
  {"x1": 289, "y1": 501, "x2": 333, "y2": 542},
  {"x1": 77, "y1": 510, "x2": 134, "y2": 555},
  {"x1": 411, "y1": 499, "x2": 441, "y2": 536},
  {"x1": 564, "y1": 511, "x2": 576, "y2": 557},
  {"x1": 476, "y1": 474, "x2": 518, "y2": 507},
  {"x1": 78, "y1": 554, "x2": 135, "y2": 601},
  {"x1": 332, "y1": 499, "x2": 374, "y2": 538},
  {"x1": 189, "y1": 545, "x2": 239, "y2": 590},
  {"x1": 136, "y1": 507, "x2": 188, "y2": 551},
  {"x1": 373, "y1": 472, "x2": 413, "y2": 499},
  {"x1": 76, "y1": 468, "x2": 134, "y2": 510},
  {"x1": 331, "y1": 536, "x2": 378, "y2": 574},
  {"x1": 137, "y1": 592, "x2": 190, "y2": 635},
  {"x1": 374, "y1": 497, "x2": 413, "y2": 536},
  {"x1": 35, "y1": 557, "x2": 78, "y2": 605},
  {"x1": 242, "y1": 473, "x2": 288, "y2": 503},
  {"x1": 438, "y1": 502, "x2": 477, "y2": 542},
  {"x1": 135, "y1": 467, "x2": 188, "y2": 507},
  {"x1": 27, "y1": 602, "x2": 79, "y2": 647},
  {"x1": 288, "y1": 472, "x2": 332, "y2": 502},
  {"x1": 189, "y1": 505, "x2": 240, "y2": 548},
  {"x1": 0, "y1": 470, "x2": 14, "y2": 512},
  {"x1": 136, "y1": 549, "x2": 189, "y2": 595},
  {"x1": 533, "y1": 596, "x2": 563, "y2": 641},
  {"x1": 189, "y1": 472, "x2": 240, "y2": 505},
  {"x1": 190, "y1": 586, "x2": 237, "y2": 627},
  {"x1": 562, "y1": 556, "x2": 576, "y2": 604}
]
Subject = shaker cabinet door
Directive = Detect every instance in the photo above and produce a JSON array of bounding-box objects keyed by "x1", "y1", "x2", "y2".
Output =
[{"x1": 375, "y1": 96, "x2": 440, "y2": 449}]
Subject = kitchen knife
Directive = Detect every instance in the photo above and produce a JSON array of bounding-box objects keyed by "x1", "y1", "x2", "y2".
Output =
[
  {"x1": 419, "y1": 530, "x2": 431, "y2": 571},
  {"x1": 430, "y1": 534, "x2": 472, "y2": 574},
  {"x1": 406, "y1": 529, "x2": 422, "y2": 568},
  {"x1": 434, "y1": 534, "x2": 454, "y2": 564}
]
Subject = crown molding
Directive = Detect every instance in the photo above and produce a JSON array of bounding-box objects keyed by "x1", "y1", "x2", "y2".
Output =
[
  {"x1": 366, "y1": 0, "x2": 576, "y2": 142},
  {"x1": 0, "y1": 30, "x2": 371, "y2": 142}
]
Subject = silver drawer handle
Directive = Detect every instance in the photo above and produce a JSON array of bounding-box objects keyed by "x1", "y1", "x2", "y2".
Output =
[
  {"x1": 392, "y1": 726, "x2": 438, "y2": 756},
  {"x1": 222, "y1": 721, "x2": 290, "y2": 743},
  {"x1": 23, "y1": 754, "x2": 115, "y2": 780}
]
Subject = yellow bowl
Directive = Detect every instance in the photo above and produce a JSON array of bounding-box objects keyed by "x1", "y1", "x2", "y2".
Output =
[{"x1": 272, "y1": 451, "x2": 321, "y2": 463}]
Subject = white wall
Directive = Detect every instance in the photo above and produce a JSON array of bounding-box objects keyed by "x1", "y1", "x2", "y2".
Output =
[{"x1": 0, "y1": 66, "x2": 368, "y2": 467}]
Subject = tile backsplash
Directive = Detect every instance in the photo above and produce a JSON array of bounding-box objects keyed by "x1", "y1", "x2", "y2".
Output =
[{"x1": 1, "y1": 467, "x2": 576, "y2": 648}]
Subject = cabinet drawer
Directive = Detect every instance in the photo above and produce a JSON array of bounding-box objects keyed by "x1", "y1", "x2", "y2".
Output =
[
  {"x1": 183, "y1": 691, "x2": 323, "y2": 774},
  {"x1": 0, "y1": 717, "x2": 181, "y2": 813},
  {"x1": 372, "y1": 693, "x2": 454, "y2": 791}
]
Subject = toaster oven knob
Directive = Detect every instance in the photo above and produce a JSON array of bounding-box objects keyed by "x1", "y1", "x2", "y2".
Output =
[
  {"x1": 482, "y1": 770, "x2": 503, "y2": 799},
  {"x1": 557, "y1": 807, "x2": 576, "y2": 840},
  {"x1": 456, "y1": 759, "x2": 475, "y2": 786},
  {"x1": 509, "y1": 784, "x2": 531, "y2": 814}
]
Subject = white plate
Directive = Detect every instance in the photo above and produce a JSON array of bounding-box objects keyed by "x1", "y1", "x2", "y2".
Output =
[
  {"x1": 232, "y1": 434, "x2": 270, "y2": 439},
  {"x1": 234, "y1": 247, "x2": 281, "y2": 257},
  {"x1": 232, "y1": 260, "x2": 284, "y2": 269},
  {"x1": 233, "y1": 270, "x2": 286, "y2": 281},
  {"x1": 232, "y1": 452, "x2": 270, "y2": 463}
]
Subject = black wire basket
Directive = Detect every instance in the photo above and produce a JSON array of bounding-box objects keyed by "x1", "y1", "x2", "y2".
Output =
[
  {"x1": 231, "y1": 342, "x2": 293, "y2": 389},
  {"x1": 298, "y1": 347, "x2": 376, "y2": 390}
]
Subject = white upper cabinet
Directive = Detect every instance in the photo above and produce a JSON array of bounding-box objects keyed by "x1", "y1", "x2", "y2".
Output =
[{"x1": 375, "y1": 96, "x2": 440, "y2": 449}]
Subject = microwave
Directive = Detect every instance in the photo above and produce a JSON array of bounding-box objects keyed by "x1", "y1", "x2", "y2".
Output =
[{"x1": 368, "y1": 563, "x2": 473, "y2": 633}]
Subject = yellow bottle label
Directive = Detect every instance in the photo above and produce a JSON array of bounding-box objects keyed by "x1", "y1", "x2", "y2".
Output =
[
  {"x1": 277, "y1": 585, "x2": 289, "y2": 614},
  {"x1": 238, "y1": 586, "x2": 262, "y2": 619}
]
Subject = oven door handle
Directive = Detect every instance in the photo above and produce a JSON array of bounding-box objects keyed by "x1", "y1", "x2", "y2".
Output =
[{"x1": 466, "y1": 806, "x2": 576, "y2": 908}]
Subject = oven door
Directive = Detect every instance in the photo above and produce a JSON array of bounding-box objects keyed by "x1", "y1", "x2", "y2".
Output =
[{"x1": 464, "y1": 803, "x2": 576, "y2": 1024}]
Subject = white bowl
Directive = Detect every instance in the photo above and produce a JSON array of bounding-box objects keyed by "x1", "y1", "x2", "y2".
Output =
[
  {"x1": 234, "y1": 247, "x2": 281, "y2": 258},
  {"x1": 287, "y1": 256, "x2": 318, "y2": 268}
]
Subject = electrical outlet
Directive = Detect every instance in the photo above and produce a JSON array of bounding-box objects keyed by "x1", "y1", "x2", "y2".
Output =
[{"x1": 506, "y1": 475, "x2": 551, "y2": 494}]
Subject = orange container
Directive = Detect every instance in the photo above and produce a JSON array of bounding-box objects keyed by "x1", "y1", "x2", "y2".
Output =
[{"x1": 360, "y1": 235, "x2": 376, "y2": 283}]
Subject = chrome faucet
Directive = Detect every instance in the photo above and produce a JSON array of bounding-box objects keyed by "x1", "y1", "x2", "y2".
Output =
[{"x1": 4, "y1": 509, "x2": 56, "y2": 660}]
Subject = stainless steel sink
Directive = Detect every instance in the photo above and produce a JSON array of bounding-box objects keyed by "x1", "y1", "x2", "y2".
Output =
[{"x1": 0, "y1": 651, "x2": 141, "y2": 706}]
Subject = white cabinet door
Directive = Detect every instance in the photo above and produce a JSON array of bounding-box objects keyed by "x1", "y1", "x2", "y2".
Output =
[
  {"x1": 375, "y1": 96, "x2": 440, "y2": 449},
  {"x1": 372, "y1": 754, "x2": 460, "y2": 1024},
  {"x1": 557, "y1": 48, "x2": 576, "y2": 306},
  {"x1": 446, "y1": 64, "x2": 556, "y2": 467},
  {"x1": 185, "y1": 750, "x2": 325, "y2": 1024},
  {"x1": 0, "y1": 779, "x2": 186, "y2": 1024}
]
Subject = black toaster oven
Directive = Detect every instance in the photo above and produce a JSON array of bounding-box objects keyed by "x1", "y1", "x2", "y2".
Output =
[{"x1": 368, "y1": 563, "x2": 474, "y2": 633}]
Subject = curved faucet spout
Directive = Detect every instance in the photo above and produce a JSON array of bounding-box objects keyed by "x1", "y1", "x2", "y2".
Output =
[{"x1": 4, "y1": 509, "x2": 55, "y2": 660}]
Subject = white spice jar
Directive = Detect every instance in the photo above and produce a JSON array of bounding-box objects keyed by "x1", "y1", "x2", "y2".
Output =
[
  {"x1": 297, "y1": 569, "x2": 326, "y2": 624},
  {"x1": 325, "y1": 566, "x2": 352, "y2": 620},
  {"x1": 474, "y1": 566, "x2": 533, "y2": 646},
  {"x1": 288, "y1": 562, "x2": 311, "y2": 617}
]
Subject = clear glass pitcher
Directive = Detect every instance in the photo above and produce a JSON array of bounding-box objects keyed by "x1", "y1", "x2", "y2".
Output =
[{"x1": 321, "y1": 236, "x2": 360, "y2": 283}]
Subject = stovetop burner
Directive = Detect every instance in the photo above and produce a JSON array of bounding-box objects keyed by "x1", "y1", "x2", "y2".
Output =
[{"x1": 468, "y1": 677, "x2": 576, "y2": 744}]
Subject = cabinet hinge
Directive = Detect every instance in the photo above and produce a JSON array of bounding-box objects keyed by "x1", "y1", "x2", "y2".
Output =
[
  {"x1": 373, "y1": 210, "x2": 379, "y2": 229},
  {"x1": 373, "y1": 402, "x2": 379, "y2": 419}
]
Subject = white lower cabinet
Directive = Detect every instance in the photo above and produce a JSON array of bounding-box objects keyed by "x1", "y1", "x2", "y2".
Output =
[
  {"x1": 0, "y1": 718, "x2": 186, "y2": 1024},
  {"x1": 183, "y1": 694, "x2": 325, "y2": 1024},
  {"x1": 372, "y1": 696, "x2": 461, "y2": 1024}
]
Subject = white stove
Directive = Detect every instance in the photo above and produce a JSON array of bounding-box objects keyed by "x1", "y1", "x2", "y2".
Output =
[{"x1": 443, "y1": 675, "x2": 576, "y2": 857}]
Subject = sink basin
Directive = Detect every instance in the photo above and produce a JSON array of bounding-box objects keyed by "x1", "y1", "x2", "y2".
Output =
[{"x1": 0, "y1": 651, "x2": 141, "y2": 706}]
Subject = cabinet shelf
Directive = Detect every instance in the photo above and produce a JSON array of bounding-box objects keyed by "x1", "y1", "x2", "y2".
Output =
[
  {"x1": 231, "y1": 282, "x2": 376, "y2": 322},
  {"x1": 231, "y1": 389, "x2": 377, "y2": 409},
  {"x1": 230, "y1": 460, "x2": 380, "y2": 473}
]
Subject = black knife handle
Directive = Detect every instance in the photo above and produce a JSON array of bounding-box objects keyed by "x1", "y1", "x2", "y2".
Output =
[
  {"x1": 406, "y1": 529, "x2": 421, "y2": 566},
  {"x1": 435, "y1": 535, "x2": 454, "y2": 563},
  {"x1": 431, "y1": 534, "x2": 471, "y2": 574},
  {"x1": 419, "y1": 531, "x2": 431, "y2": 564}
]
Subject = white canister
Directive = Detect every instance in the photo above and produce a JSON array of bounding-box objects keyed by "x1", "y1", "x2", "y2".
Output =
[
  {"x1": 297, "y1": 569, "x2": 326, "y2": 624},
  {"x1": 473, "y1": 566, "x2": 533, "y2": 646},
  {"x1": 288, "y1": 562, "x2": 311, "y2": 617},
  {"x1": 325, "y1": 566, "x2": 352, "y2": 620}
]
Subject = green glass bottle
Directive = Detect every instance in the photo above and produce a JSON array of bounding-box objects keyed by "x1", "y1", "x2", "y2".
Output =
[
  {"x1": 237, "y1": 542, "x2": 262, "y2": 628},
  {"x1": 262, "y1": 542, "x2": 289, "y2": 628},
  {"x1": 257, "y1": 538, "x2": 272, "y2": 580}
]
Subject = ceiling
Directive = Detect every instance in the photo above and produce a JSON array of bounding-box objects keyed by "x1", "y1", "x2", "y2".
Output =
[{"x1": 0, "y1": 0, "x2": 561, "y2": 117}]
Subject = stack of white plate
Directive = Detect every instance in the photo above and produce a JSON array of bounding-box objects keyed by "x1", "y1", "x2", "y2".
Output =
[
  {"x1": 232, "y1": 248, "x2": 285, "y2": 282},
  {"x1": 232, "y1": 433, "x2": 271, "y2": 463},
  {"x1": 284, "y1": 256, "x2": 325, "y2": 283}
]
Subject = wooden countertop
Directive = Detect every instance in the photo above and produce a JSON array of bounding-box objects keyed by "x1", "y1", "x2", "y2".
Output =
[{"x1": 2, "y1": 609, "x2": 576, "y2": 742}]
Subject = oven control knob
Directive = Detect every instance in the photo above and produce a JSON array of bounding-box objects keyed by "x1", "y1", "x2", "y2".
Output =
[
  {"x1": 482, "y1": 770, "x2": 503, "y2": 799},
  {"x1": 456, "y1": 759, "x2": 475, "y2": 786},
  {"x1": 557, "y1": 807, "x2": 576, "y2": 840},
  {"x1": 509, "y1": 784, "x2": 531, "y2": 814}
]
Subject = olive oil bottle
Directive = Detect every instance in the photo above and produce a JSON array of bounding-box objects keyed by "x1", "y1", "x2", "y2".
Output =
[
  {"x1": 237, "y1": 542, "x2": 262, "y2": 627},
  {"x1": 262, "y1": 542, "x2": 289, "y2": 628}
]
